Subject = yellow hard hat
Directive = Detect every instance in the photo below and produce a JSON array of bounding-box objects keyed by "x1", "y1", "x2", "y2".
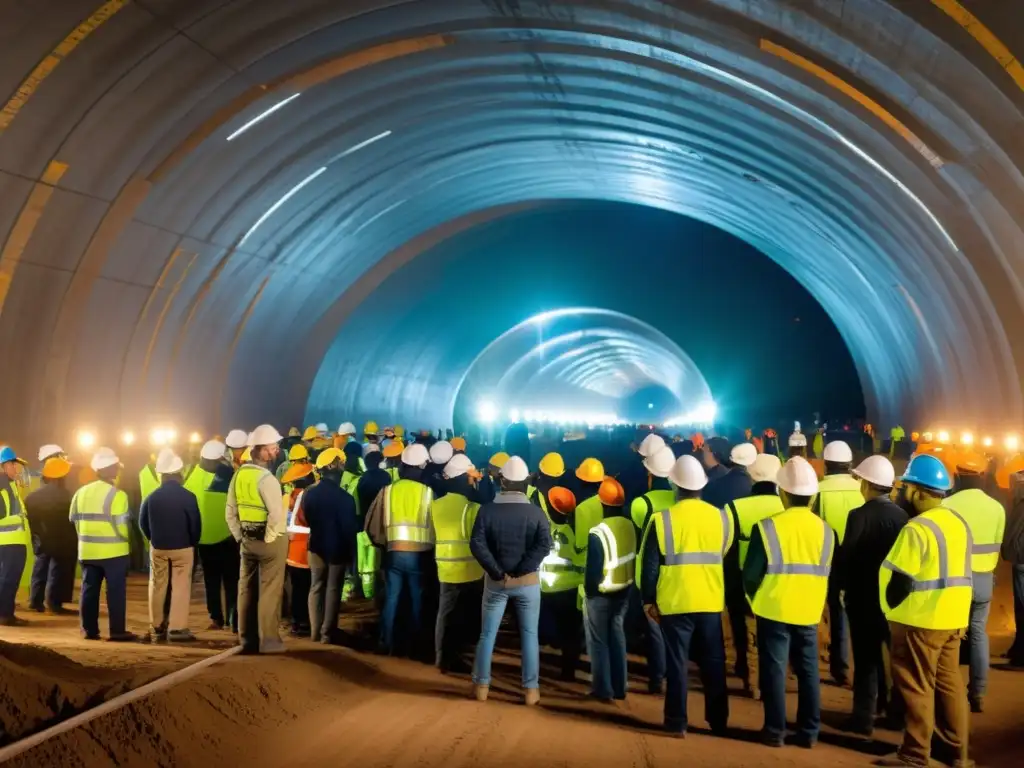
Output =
[
  {"x1": 382, "y1": 440, "x2": 405, "y2": 458},
  {"x1": 489, "y1": 451, "x2": 510, "y2": 468},
  {"x1": 302, "y1": 426, "x2": 318, "y2": 441},
  {"x1": 42, "y1": 457, "x2": 72, "y2": 479},
  {"x1": 393, "y1": 425, "x2": 405, "y2": 438},
  {"x1": 240, "y1": 447, "x2": 252, "y2": 462},
  {"x1": 288, "y1": 427, "x2": 300, "y2": 437},
  {"x1": 575, "y1": 457, "x2": 605, "y2": 484},
  {"x1": 538, "y1": 452, "x2": 565, "y2": 478},
  {"x1": 364, "y1": 421, "x2": 379, "y2": 435},
  {"x1": 288, "y1": 444, "x2": 310, "y2": 461},
  {"x1": 451, "y1": 437, "x2": 467, "y2": 452},
  {"x1": 315, "y1": 447, "x2": 344, "y2": 469}
]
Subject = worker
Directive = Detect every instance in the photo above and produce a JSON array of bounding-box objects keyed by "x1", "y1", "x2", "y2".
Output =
[
  {"x1": 529, "y1": 452, "x2": 565, "y2": 512},
  {"x1": 362, "y1": 420, "x2": 380, "y2": 454},
  {"x1": 584, "y1": 477, "x2": 636, "y2": 702},
  {"x1": 700, "y1": 437, "x2": 731, "y2": 484},
  {"x1": 303, "y1": 447, "x2": 358, "y2": 644},
  {"x1": 139, "y1": 452, "x2": 160, "y2": 503},
  {"x1": 364, "y1": 442, "x2": 435, "y2": 655},
  {"x1": 0, "y1": 446, "x2": 30, "y2": 626},
  {"x1": 225, "y1": 429, "x2": 249, "y2": 468},
  {"x1": 381, "y1": 440, "x2": 404, "y2": 482},
  {"x1": 479, "y1": 451, "x2": 509, "y2": 505},
  {"x1": 431, "y1": 453, "x2": 484, "y2": 673},
  {"x1": 812, "y1": 429, "x2": 824, "y2": 460},
  {"x1": 704, "y1": 441, "x2": 755, "y2": 512},
  {"x1": 340, "y1": 441, "x2": 364, "y2": 497},
  {"x1": 72, "y1": 448, "x2": 137, "y2": 641},
  {"x1": 743, "y1": 457, "x2": 833, "y2": 748},
  {"x1": 139, "y1": 448, "x2": 201, "y2": 642},
  {"x1": 25, "y1": 456, "x2": 77, "y2": 614},
  {"x1": 622, "y1": 433, "x2": 665, "y2": 503},
  {"x1": 187, "y1": 440, "x2": 238, "y2": 631},
  {"x1": 282, "y1": 461, "x2": 316, "y2": 637},
  {"x1": 277, "y1": 443, "x2": 311, "y2": 487},
  {"x1": 876, "y1": 453, "x2": 972, "y2": 767},
  {"x1": 762, "y1": 428, "x2": 780, "y2": 459},
  {"x1": 833, "y1": 455, "x2": 906, "y2": 736},
  {"x1": 426, "y1": 440, "x2": 454, "y2": 498},
  {"x1": 641, "y1": 454, "x2": 732, "y2": 736},
  {"x1": 724, "y1": 452, "x2": 784, "y2": 700},
  {"x1": 1004, "y1": 468, "x2": 1024, "y2": 667},
  {"x1": 29, "y1": 444, "x2": 66, "y2": 495},
  {"x1": 338, "y1": 422, "x2": 358, "y2": 442},
  {"x1": 944, "y1": 452, "x2": 1006, "y2": 713},
  {"x1": 300, "y1": 425, "x2": 319, "y2": 452},
  {"x1": 812, "y1": 439, "x2": 862, "y2": 686},
  {"x1": 354, "y1": 448, "x2": 389, "y2": 599},
  {"x1": 226, "y1": 424, "x2": 287, "y2": 654},
  {"x1": 470, "y1": 456, "x2": 552, "y2": 705},
  {"x1": 787, "y1": 430, "x2": 807, "y2": 459}
]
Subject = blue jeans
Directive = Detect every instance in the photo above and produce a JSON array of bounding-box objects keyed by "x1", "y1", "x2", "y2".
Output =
[
  {"x1": 661, "y1": 612, "x2": 729, "y2": 734},
  {"x1": 380, "y1": 550, "x2": 425, "y2": 652},
  {"x1": 758, "y1": 617, "x2": 820, "y2": 743},
  {"x1": 0, "y1": 544, "x2": 27, "y2": 618},
  {"x1": 1011, "y1": 564, "x2": 1024, "y2": 662},
  {"x1": 968, "y1": 571, "x2": 993, "y2": 698},
  {"x1": 80, "y1": 556, "x2": 130, "y2": 637},
  {"x1": 473, "y1": 577, "x2": 541, "y2": 688},
  {"x1": 827, "y1": 577, "x2": 849, "y2": 680},
  {"x1": 584, "y1": 592, "x2": 630, "y2": 699}
]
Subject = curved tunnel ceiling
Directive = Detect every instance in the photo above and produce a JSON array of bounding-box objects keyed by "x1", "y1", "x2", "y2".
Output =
[{"x1": 1, "y1": 0, "x2": 1024, "y2": 447}]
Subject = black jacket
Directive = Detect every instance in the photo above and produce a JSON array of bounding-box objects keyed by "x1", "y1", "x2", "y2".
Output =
[
  {"x1": 703, "y1": 466, "x2": 753, "y2": 511},
  {"x1": 470, "y1": 492, "x2": 552, "y2": 581},
  {"x1": 356, "y1": 468, "x2": 391, "y2": 518},
  {"x1": 835, "y1": 496, "x2": 908, "y2": 613},
  {"x1": 302, "y1": 473, "x2": 358, "y2": 564},
  {"x1": 24, "y1": 482, "x2": 77, "y2": 557},
  {"x1": 1003, "y1": 478, "x2": 1024, "y2": 565},
  {"x1": 139, "y1": 479, "x2": 202, "y2": 550}
]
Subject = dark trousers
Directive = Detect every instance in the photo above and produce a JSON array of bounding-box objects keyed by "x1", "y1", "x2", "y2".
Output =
[
  {"x1": 827, "y1": 577, "x2": 850, "y2": 681},
  {"x1": 435, "y1": 579, "x2": 483, "y2": 668},
  {"x1": 197, "y1": 538, "x2": 240, "y2": 629},
  {"x1": 757, "y1": 617, "x2": 820, "y2": 743},
  {"x1": 380, "y1": 550, "x2": 425, "y2": 652},
  {"x1": 661, "y1": 612, "x2": 729, "y2": 734},
  {"x1": 540, "y1": 589, "x2": 583, "y2": 679},
  {"x1": 0, "y1": 544, "x2": 27, "y2": 618},
  {"x1": 29, "y1": 548, "x2": 76, "y2": 610},
  {"x1": 308, "y1": 553, "x2": 345, "y2": 642},
  {"x1": 629, "y1": 587, "x2": 665, "y2": 689},
  {"x1": 725, "y1": 581, "x2": 752, "y2": 682},
  {"x1": 1010, "y1": 564, "x2": 1024, "y2": 662},
  {"x1": 848, "y1": 606, "x2": 892, "y2": 728},
  {"x1": 288, "y1": 565, "x2": 312, "y2": 632},
  {"x1": 80, "y1": 555, "x2": 130, "y2": 638},
  {"x1": 585, "y1": 592, "x2": 631, "y2": 700}
]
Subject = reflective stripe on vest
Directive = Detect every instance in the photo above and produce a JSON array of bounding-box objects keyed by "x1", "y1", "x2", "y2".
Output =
[
  {"x1": 731, "y1": 494, "x2": 785, "y2": 567},
  {"x1": 432, "y1": 493, "x2": 483, "y2": 583},
  {"x1": 234, "y1": 465, "x2": 269, "y2": 523},
  {"x1": 593, "y1": 518, "x2": 637, "y2": 592},
  {"x1": 541, "y1": 512, "x2": 582, "y2": 593},
  {"x1": 761, "y1": 517, "x2": 834, "y2": 576},
  {"x1": 384, "y1": 480, "x2": 433, "y2": 544},
  {"x1": 630, "y1": 489, "x2": 674, "y2": 532},
  {"x1": 883, "y1": 514, "x2": 972, "y2": 592},
  {"x1": 660, "y1": 505, "x2": 732, "y2": 565},
  {"x1": 71, "y1": 486, "x2": 129, "y2": 543},
  {"x1": 652, "y1": 498, "x2": 733, "y2": 614},
  {"x1": 0, "y1": 481, "x2": 29, "y2": 546},
  {"x1": 942, "y1": 490, "x2": 1005, "y2": 573},
  {"x1": 287, "y1": 491, "x2": 310, "y2": 534}
]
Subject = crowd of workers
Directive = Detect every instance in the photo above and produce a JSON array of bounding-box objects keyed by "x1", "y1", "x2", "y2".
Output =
[{"x1": 1, "y1": 420, "x2": 1022, "y2": 768}]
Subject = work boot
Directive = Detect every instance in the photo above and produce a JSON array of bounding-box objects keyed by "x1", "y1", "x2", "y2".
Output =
[
  {"x1": 474, "y1": 685, "x2": 489, "y2": 702},
  {"x1": 0, "y1": 615, "x2": 28, "y2": 627},
  {"x1": 207, "y1": 620, "x2": 224, "y2": 631},
  {"x1": 168, "y1": 629, "x2": 197, "y2": 643},
  {"x1": 48, "y1": 605, "x2": 73, "y2": 615},
  {"x1": 839, "y1": 717, "x2": 874, "y2": 737},
  {"x1": 969, "y1": 696, "x2": 984, "y2": 714},
  {"x1": 524, "y1": 688, "x2": 540, "y2": 707},
  {"x1": 30, "y1": 604, "x2": 45, "y2": 613},
  {"x1": 108, "y1": 632, "x2": 139, "y2": 643}
]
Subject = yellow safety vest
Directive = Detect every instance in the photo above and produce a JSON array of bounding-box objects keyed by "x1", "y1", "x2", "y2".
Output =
[
  {"x1": 0, "y1": 479, "x2": 30, "y2": 547},
  {"x1": 943, "y1": 489, "x2": 1005, "y2": 573},
  {"x1": 730, "y1": 494, "x2": 785, "y2": 567},
  {"x1": 629, "y1": 489, "x2": 675, "y2": 532},
  {"x1": 139, "y1": 464, "x2": 159, "y2": 502},
  {"x1": 572, "y1": 495, "x2": 604, "y2": 569},
  {"x1": 70, "y1": 481, "x2": 131, "y2": 560},
  {"x1": 386, "y1": 466, "x2": 400, "y2": 483},
  {"x1": 880, "y1": 507, "x2": 972, "y2": 630},
  {"x1": 233, "y1": 464, "x2": 270, "y2": 524},
  {"x1": 815, "y1": 474, "x2": 862, "y2": 544},
  {"x1": 528, "y1": 485, "x2": 548, "y2": 513},
  {"x1": 653, "y1": 498, "x2": 733, "y2": 614},
  {"x1": 384, "y1": 479, "x2": 433, "y2": 545},
  {"x1": 431, "y1": 493, "x2": 483, "y2": 583},
  {"x1": 751, "y1": 507, "x2": 834, "y2": 626},
  {"x1": 540, "y1": 509, "x2": 581, "y2": 593},
  {"x1": 589, "y1": 516, "x2": 636, "y2": 593},
  {"x1": 185, "y1": 466, "x2": 231, "y2": 545}
]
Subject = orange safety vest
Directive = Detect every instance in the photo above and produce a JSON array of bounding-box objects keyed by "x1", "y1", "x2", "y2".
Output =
[{"x1": 286, "y1": 488, "x2": 310, "y2": 568}]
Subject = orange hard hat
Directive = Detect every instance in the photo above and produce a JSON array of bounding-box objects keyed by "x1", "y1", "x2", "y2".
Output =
[
  {"x1": 690, "y1": 432, "x2": 705, "y2": 449},
  {"x1": 382, "y1": 440, "x2": 404, "y2": 458},
  {"x1": 996, "y1": 453, "x2": 1024, "y2": 490},
  {"x1": 42, "y1": 457, "x2": 72, "y2": 479},
  {"x1": 955, "y1": 451, "x2": 986, "y2": 475},
  {"x1": 281, "y1": 461, "x2": 314, "y2": 485},
  {"x1": 575, "y1": 457, "x2": 605, "y2": 484},
  {"x1": 911, "y1": 431, "x2": 920, "y2": 442},
  {"x1": 598, "y1": 477, "x2": 625, "y2": 506},
  {"x1": 548, "y1": 486, "x2": 577, "y2": 515},
  {"x1": 451, "y1": 437, "x2": 467, "y2": 452}
]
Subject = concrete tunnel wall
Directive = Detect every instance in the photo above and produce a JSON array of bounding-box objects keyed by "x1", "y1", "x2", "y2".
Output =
[{"x1": 1, "y1": 0, "x2": 1023, "y2": 450}]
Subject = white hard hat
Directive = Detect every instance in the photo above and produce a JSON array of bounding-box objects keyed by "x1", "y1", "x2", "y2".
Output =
[
  {"x1": 823, "y1": 440, "x2": 853, "y2": 463},
  {"x1": 443, "y1": 454, "x2": 475, "y2": 479},
  {"x1": 501, "y1": 456, "x2": 530, "y2": 482},
  {"x1": 91, "y1": 447, "x2": 121, "y2": 472},
  {"x1": 777, "y1": 456, "x2": 819, "y2": 496},
  {"x1": 643, "y1": 446, "x2": 676, "y2": 478},
  {"x1": 200, "y1": 439, "x2": 227, "y2": 461},
  {"x1": 155, "y1": 447, "x2": 184, "y2": 475},
  {"x1": 363, "y1": 442, "x2": 381, "y2": 457},
  {"x1": 669, "y1": 455, "x2": 708, "y2": 491},
  {"x1": 225, "y1": 429, "x2": 248, "y2": 449},
  {"x1": 249, "y1": 424, "x2": 283, "y2": 447},
  {"x1": 338, "y1": 422, "x2": 357, "y2": 436},
  {"x1": 638, "y1": 433, "x2": 666, "y2": 458},
  {"x1": 730, "y1": 442, "x2": 757, "y2": 467},
  {"x1": 788, "y1": 431, "x2": 807, "y2": 448},
  {"x1": 401, "y1": 443, "x2": 429, "y2": 467},
  {"x1": 38, "y1": 444, "x2": 64, "y2": 461},
  {"x1": 749, "y1": 453, "x2": 782, "y2": 484},
  {"x1": 429, "y1": 440, "x2": 454, "y2": 465},
  {"x1": 853, "y1": 455, "x2": 896, "y2": 488},
  {"x1": 315, "y1": 422, "x2": 329, "y2": 435}
]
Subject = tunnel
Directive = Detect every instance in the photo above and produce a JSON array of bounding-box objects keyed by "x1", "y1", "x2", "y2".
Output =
[{"x1": 2, "y1": 0, "x2": 1024, "y2": 451}]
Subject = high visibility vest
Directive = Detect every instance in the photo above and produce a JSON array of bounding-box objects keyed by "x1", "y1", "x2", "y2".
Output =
[
  {"x1": 751, "y1": 507, "x2": 834, "y2": 626},
  {"x1": 233, "y1": 464, "x2": 270, "y2": 524},
  {"x1": 70, "y1": 481, "x2": 131, "y2": 560},
  {"x1": 815, "y1": 474, "x2": 863, "y2": 544},
  {"x1": 341, "y1": 471, "x2": 361, "y2": 498},
  {"x1": 880, "y1": 507, "x2": 973, "y2": 630},
  {"x1": 629, "y1": 489, "x2": 674, "y2": 532},
  {"x1": 943, "y1": 489, "x2": 1005, "y2": 573},
  {"x1": 139, "y1": 464, "x2": 159, "y2": 501},
  {"x1": 540, "y1": 509, "x2": 581, "y2": 593},
  {"x1": 383, "y1": 479, "x2": 433, "y2": 546},
  {"x1": 652, "y1": 498, "x2": 733, "y2": 614},
  {"x1": 184, "y1": 466, "x2": 231, "y2": 545},
  {"x1": 572, "y1": 495, "x2": 604, "y2": 569},
  {"x1": 286, "y1": 489, "x2": 310, "y2": 568},
  {"x1": 431, "y1": 492, "x2": 483, "y2": 583},
  {"x1": 528, "y1": 486, "x2": 548, "y2": 513},
  {"x1": 730, "y1": 494, "x2": 785, "y2": 567},
  {"x1": 591, "y1": 516, "x2": 637, "y2": 593},
  {"x1": 0, "y1": 480, "x2": 30, "y2": 547}
]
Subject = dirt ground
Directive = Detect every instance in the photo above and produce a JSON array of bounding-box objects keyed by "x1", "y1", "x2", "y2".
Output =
[{"x1": 1, "y1": 570, "x2": 1022, "y2": 767}]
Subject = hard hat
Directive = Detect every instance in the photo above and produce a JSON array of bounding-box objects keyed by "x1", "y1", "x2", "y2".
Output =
[
  {"x1": 301, "y1": 426, "x2": 318, "y2": 441},
  {"x1": 282, "y1": 461, "x2": 315, "y2": 484},
  {"x1": 500, "y1": 456, "x2": 529, "y2": 482},
  {"x1": 382, "y1": 440, "x2": 404, "y2": 458},
  {"x1": 901, "y1": 453, "x2": 951, "y2": 492},
  {"x1": 911, "y1": 431, "x2": 920, "y2": 442},
  {"x1": 383, "y1": 426, "x2": 395, "y2": 438},
  {"x1": 90, "y1": 447, "x2": 121, "y2": 472},
  {"x1": 538, "y1": 452, "x2": 565, "y2": 478},
  {"x1": 364, "y1": 421, "x2": 379, "y2": 435},
  {"x1": 402, "y1": 443, "x2": 430, "y2": 467},
  {"x1": 393, "y1": 425, "x2": 405, "y2": 438},
  {"x1": 240, "y1": 447, "x2": 252, "y2": 462},
  {"x1": 749, "y1": 453, "x2": 782, "y2": 484},
  {"x1": 315, "y1": 447, "x2": 344, "y2": 469},
  {"x1": 776, "y1": 456, "x2": 819, "y2": 496},
  {"x1": 489, "y1": 451, "x2": 510, "y2": 468},
  {"x1": 823, "y1": 440, "x2": 853, "y2": 463},
  {"x1": 598, "y1": 477, "x2": 625, "y2": 506},
  {"x1": 729, "y1": 442, "x2": 757, "y2": 467},
  {"x1": 338, "y1": 422, "x2": 357, "y2": 436},
  {"x1": 155, "y1": 447, "x2": 184, "y2": 475},
  {"x1": 38, "y1": 444, "x2": 65, "y2": 462},
  {"x1": 364, "y1": 442, "x2": 381, "y2": 457},
  {"x1": 690, "y1": 432, "x2": 705, "y2": 450},
  {"x1": 429, "y1": 440, "x2": 454, "y2": 465},
  {"x1": 0, "y1": 446, "x2": 23, "y2": 465},
  {"x1": 575, "y1": 457, "x2": 605, "y2": 484},
  {"x1": 288, "y1": 444, "x2": 310, "y2": 461},
  {"x1": 443, "y1": 454, "x2": 474, "y2": 479},
  {"x1": 638, "y1": 433, "x2": 666, "y2": 458},
  {"x1": 451, "y1": 436, "x2": 467, "y2": 452},
  {"x1": 955, "y1": 451, "x2": 986, "y2": 475},
  {"x1": 249, "y1": 424, "x2": 283, "y2": 447},
  {"x1": 643, "y1": 446, "x2": 676, "y2": 478},
  {"x1": 288, "y1": 427, "x2": 301, "y2": 437},
  {"x1": 997, "y1": 454, "x2": 1024, "y2": 490},
  {"x1": 200, "y1": 440, "x2": 227, "y2": 461},
  {"x1": 225, "y1": 429, "x2": 249, "y2": 449},
  {"x1": 763, "y1": 428, "x2": 777, "y2": 439},
  {"x1": 315, "y1": 422, "x2": 329, "y2": 435},
  {"x1": 548, "y1": 486, "x2": 576, "y2": 515},
  {"x1": 853, "y1": 455, "x2": 895, "y2": 488},
  {"x1": 669, "y1": 455, "x2": 707, "y2": 491},
  {"x1": 788, "y1": 431, "x2": 807, "y2": 448},
  {"x1": 42, "y1": 457, "x2": 72, "y2": 479}
]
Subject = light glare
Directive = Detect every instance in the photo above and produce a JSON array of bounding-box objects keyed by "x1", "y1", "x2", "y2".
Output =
[
  {"x1": 477, "y1": 400, "x2": 498, "y2": 423},
  {"x1": 77, "y1": 430, "x2": 96, "y2": 450},
  {"x1": 226, "y1": 94, "x2": 300, "y2": 141}
]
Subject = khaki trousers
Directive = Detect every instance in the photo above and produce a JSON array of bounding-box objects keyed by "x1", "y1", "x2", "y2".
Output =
[
  {"x1": 238, "y1": 536, "x2": 288, "y2": 653},
  {"x1": 889, "y1": 622, "x2": 969, "y2": 767},
  {"x1": 149, "y1": 547, "x2": 194, "y2": 631}
]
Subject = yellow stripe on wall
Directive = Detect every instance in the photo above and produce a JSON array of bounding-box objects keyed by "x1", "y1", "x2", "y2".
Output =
[{"x1": 930, "y1": 0, "x2": 1024, "y2": 91}]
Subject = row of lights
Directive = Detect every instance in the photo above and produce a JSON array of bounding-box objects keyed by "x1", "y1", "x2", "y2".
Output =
[
  {"x1": 476, "y1": 401, "x2": 627, "y2": 427},
  {"x1": 74, "y1": 427, "x2": 203, "y2": 451},
  {"x1": 927, "y1": 430, "x2": 1018, "y2": 452}
]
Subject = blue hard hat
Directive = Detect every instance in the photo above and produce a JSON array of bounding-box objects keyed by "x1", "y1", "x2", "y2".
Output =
[
  {"x1": 0, "y1": 445, "x2": 20, "y2": 464},
  {"x1": 901, "y1": 453, "x2": 951, "y2": 492}
]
